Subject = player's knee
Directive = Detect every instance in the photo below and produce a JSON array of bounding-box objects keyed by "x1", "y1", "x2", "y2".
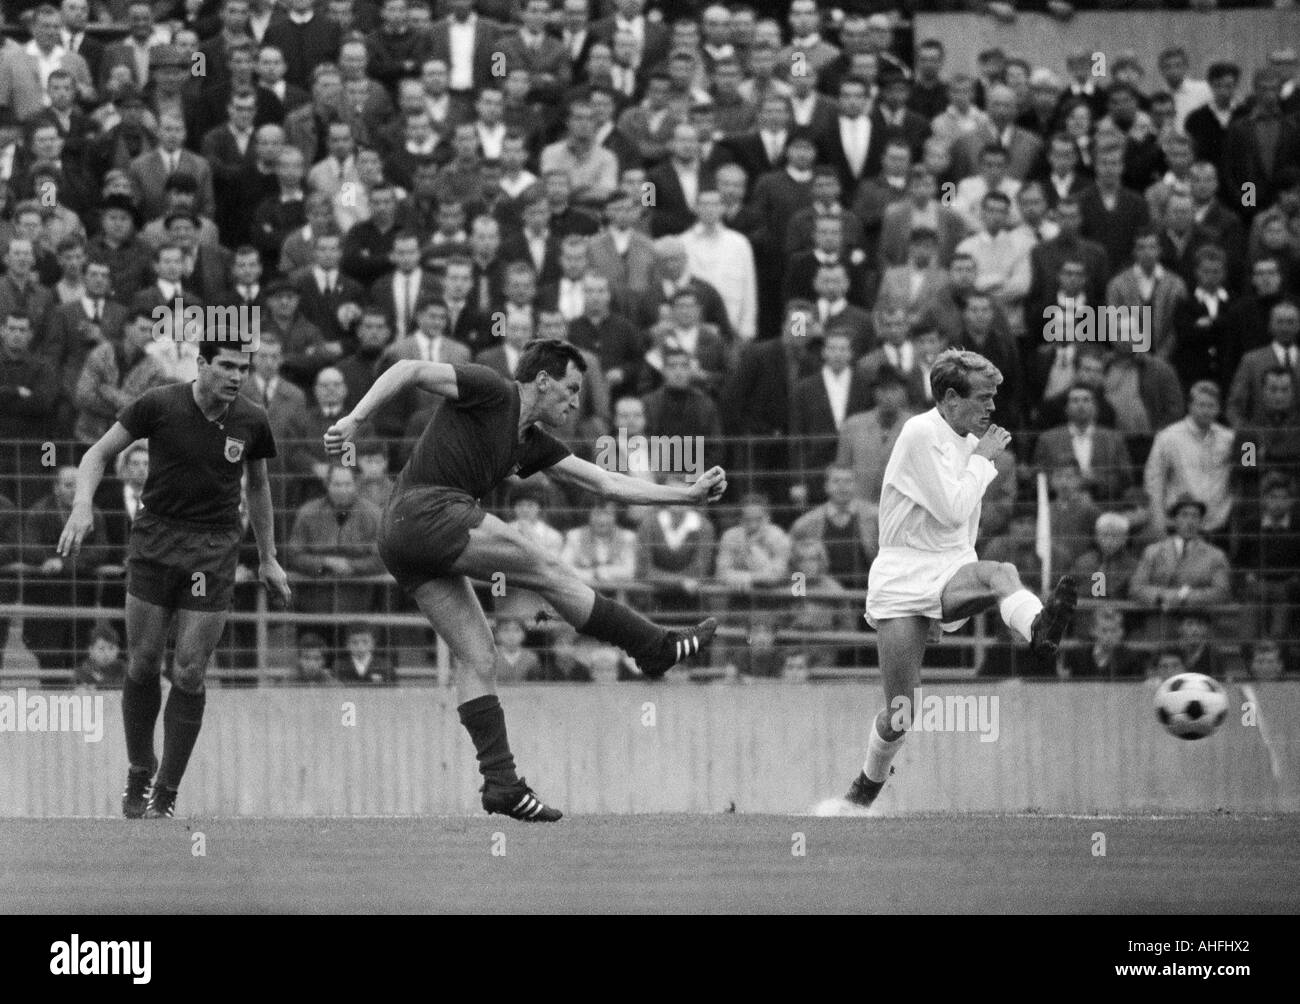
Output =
[
  {"x1": 127, "y1": 649, "x2": 163, "y2": 680},
  {"x1": 990, "y1": 562, "x2": 1020, "y2": 592},
  {"x1": 170, "y1": 660, "x2": 207, "y2": 693}
]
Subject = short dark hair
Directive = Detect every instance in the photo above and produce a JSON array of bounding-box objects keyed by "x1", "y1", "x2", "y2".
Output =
[
  {"x1": 198, "y1": 338, "x2": 251, "y2": 363},
  {"x1": 1207, "y1": 61, "x2": 1240, "y2": 84},
  {"x1": 514, "y1": 338, "x2": 588, "y2": 383}
]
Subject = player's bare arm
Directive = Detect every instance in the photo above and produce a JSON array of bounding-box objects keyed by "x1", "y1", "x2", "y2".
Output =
[
  {"x1": 57, "y1": 421, "x2": 136, "y2": 557},
  {"x1": 324, "y1": 360, "x2": 460, "y2": 455},
  {"x1": 546, "y1": 455, "x2": 728, "y2": 506},
  {"x1": 244, "y1": 457, "x2": 292, "y2": 606}
]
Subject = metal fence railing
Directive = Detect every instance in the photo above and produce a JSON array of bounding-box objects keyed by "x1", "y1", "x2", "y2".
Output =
[{"x1": 1, "y1": 433, "x2": 1297, "y2": 684}]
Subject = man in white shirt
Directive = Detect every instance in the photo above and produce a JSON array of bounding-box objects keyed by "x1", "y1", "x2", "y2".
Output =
[
  {"x1": 1157, "y1": 46, "x2": 1212, "y2": 133},
  {"x1": 680, "y1": 189, "x2": 756, "y2": 340},
  {"x1": 955, "y1": 191, "x2": 1032, "y2": 331},
  {"x1": 842, "y1": 349, "x2": 1076, "y2": 811}
]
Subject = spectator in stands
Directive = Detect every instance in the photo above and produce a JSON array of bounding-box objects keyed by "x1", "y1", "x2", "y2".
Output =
[
  {"x1": 1223, "y1": 68, "x2": 1300, "y2": 223},
  {"x1": 1048, "y1": 464, "x2": 1103, "y2": 569},
  {"x1": 1130, "y1": 494, "x2": 1232, "y2": 641},
  {"x1": 1171, "y1": 244, "x2": 1236, "y2": 393},
  {"x1": 1102, "y1": 335, "x2": 1186, "y2": 445},
  {"x1": 335, "y1": 622, "x2": 395, "y2": 684},
  {"x1": 1246, "y1": 639, "x2": 1292, "y2": 682},
  {"x1": 1033, "y1": 381, "x2": 1141, "y2": 511},
  {"x1": 1105, "y1": 229, "x2": 1188, "y2": 361},
  {"x1": 1234, "y1": 366, "x2": 1300, "y2": 497},
  {"x1": 789, "y1": 465, "x2": 877, "y2": 591},
  {"x1": 954, "y1": 291, "x2": 1023, "y2": 425},
  {"x1": 21, "y1": 465, "x2": 108, "y2": 681},
  {"x1": 781, "y1": 538, "x2": 853, "y2": 670},
  {"x1": 336, "y1": 307, "x2": 392, "y2": 410},
  {"x1": 492, "y1": 617, "x2": 541, "y2": 684},
  {"x1": 1071, "y1": 512, "x2": 1141, "y2": 602},
  {"x1": 1233, "y1": 471, "x2": 1300, "y2": 642},
  {"x1": 562, "y1": 500, "x2": 637, "y2": 587},
  {"x1": 634, "y1": 478, "x2": 716, "y2": 616},
  {"x1": 356, "y1": 445, "x2": 395, "y2": 511},
  {"x1": 639, "y1": 345, "x2": 722, "y2": 444},
  {"x1": 1176, "y1": 611, "x2": 1225, "y2": 680},
  {"x1": 261, "y1": 279, "x2": 331, "y2": 388},
  {"x1": 790, "y1": 330, "x2": 871, "y2": 504},
  {"x1": 644, "y1": 291, "x2": 728, "y2": 398},
  {"x1": 294, "y1": 632, "x2": 335, "y2": 684},
  {"x1": 284, "y1": 364, "x2": 350, "y2": 504},
  {"x1": 876, "y1": 227, "x2": 951, "y2": 334},
  {"x1": 88, "y1": 195, "x2": 152, "y2": 304},
  {"x1": 287, "y1": 464, "x2": 384, "y2": 650},
  {"x1": 75, "y1": 623, "x2": 126, "y2": 689},
  {"x1": 1060, "y1": 606, "x2": 1143, "y2": 680},
  {"x1": 716, "y1": 492, "x2": 791, "y2": 590},
  {"x1": 1227, "y1": 299, "x2": 1300, "y2": 429},
  {"x1": 1144, "y1": 381, "x2": 1235, "y2": 544},
  {"x1": 0, "y1": 312, "x2": 59, "y2": 506}
]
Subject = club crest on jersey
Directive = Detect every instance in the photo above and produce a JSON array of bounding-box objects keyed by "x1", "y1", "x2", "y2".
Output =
[{"x1": 224, "y1": 436, "x2": 245, "y2": 463}]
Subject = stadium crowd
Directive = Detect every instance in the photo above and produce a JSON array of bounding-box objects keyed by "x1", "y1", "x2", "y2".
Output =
[{"x1": 0, "y1": 0, "x2": 1297, "y2": 685}]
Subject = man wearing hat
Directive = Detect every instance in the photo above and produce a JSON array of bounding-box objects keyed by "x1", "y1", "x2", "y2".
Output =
[
  {"x1": 140, "y1": 172, "x2": 221, "y2": 250},
  {"x1": 89, "y1": 194, "x2": 152, "y2": 302},
  {"x1": 261, "y1": 277, "x2": 333, "y2": 390},
  {"x1": 1130, "y1": 493, "x2": 1231, "y2": 640}
]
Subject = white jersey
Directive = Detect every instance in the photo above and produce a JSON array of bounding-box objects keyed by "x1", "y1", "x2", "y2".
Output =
[{"x1": 877, "y1": 408, "x2": 997, "y2": 554}]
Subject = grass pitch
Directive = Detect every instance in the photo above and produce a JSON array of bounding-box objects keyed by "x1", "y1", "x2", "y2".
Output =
[{"x1": 2, "y1": 813, "x2": 1298, "y2": 913}]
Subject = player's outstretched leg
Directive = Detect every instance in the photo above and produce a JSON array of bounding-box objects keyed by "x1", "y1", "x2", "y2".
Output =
[
  {"x1": 411, "y1": 575, "x2": 562, "y2": 822},
  {"x1": 121, "y1": 596, "x2": 167, "y2": 818},
  {"x1": 145, "y1": 608, "x2": 226, "y2": 819},
  {"x1": 453, "y1": 515, "x2": 717, "y2": 679},
  {"x1": 845, "y1": 616, "x2": 929, "y2": 809},
  {"x1": 940, "y1": 562, "x2": 1077, "y2": 663}
]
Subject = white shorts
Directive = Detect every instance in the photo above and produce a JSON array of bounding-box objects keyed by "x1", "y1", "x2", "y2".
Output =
[{"x1": 865, "y1": 545, "x2": 979, "y2": 633}]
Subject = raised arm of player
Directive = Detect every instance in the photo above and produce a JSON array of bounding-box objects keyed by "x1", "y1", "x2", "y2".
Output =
[
  {"x1": 57, "y1": 421, "x2": 136, "y2": 557},
  {"x1": 546, "y1": 454, "x2": 727, "y2": 506},
  {"x1": 244, "y1": 457, "x2": 292, "y2": 607},
  {"x1": 324, "y1": 360, "x2": 460, "y2": 456}
]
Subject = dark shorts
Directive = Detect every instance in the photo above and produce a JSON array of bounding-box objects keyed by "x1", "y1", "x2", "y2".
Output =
[
  {"x1": 379, "y1": 486, "x2": 486, "y2": 593},
  {"x1": 127, "y1": 512, "x2": 242, "y2": 613}
]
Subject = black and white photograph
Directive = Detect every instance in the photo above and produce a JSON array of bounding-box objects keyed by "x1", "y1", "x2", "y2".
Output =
[{"x1": 0, "y1": 0, "x2": 1296, "y2": 966}]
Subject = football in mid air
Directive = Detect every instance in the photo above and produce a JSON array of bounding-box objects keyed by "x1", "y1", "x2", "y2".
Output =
[{"x1": 1154, "y1": 673, "x2": 1228, "y2": 740}]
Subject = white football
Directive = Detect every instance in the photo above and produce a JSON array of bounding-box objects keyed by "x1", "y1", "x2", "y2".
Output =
[{"x1": 1154, "y1": 672, "x2": 1229, "y2": 740}]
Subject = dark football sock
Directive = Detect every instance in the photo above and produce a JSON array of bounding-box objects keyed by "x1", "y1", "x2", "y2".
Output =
[
  {"x1": 580, "y1": 593, "x2": 666, "y2": 661},
  {"x1": 457, "y1": 694, "x2": 519, "y2": 787},
  {"x1": 122, "y1": 674, "x2": 162, "y2": 773},
  {"x1": 154, "y1": 686, "x2": 207, "y2": 791}
]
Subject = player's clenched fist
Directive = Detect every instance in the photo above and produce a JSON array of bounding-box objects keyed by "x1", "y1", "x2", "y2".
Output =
[
  {"x1": 973, "y1": 424, "x2": 1012, "y2": 461},
  {"x1": 688, "y1": 466, "x2": 728, "y2": 504},
  {"x1": 323, "y1": 414, "x2": 360, "y2": 455}
]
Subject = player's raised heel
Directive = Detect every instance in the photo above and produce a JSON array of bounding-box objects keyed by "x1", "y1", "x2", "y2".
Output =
[
  {"x1": 144, "y1": 785, "x2": 178, "y2": 819},
  {"x1": 639, "y1": 617, "x2": 718, "y2": 679},
  {"x1": 122, "y1": 767, "x2": 154, "y2": 819},
  {"x1": 481, "y1": 778, "x2": 563, "y2": 822},
  {"x1": 1030, "y1": 576, "x2": 1077, "y2": 658},
  {"x1": 845, "y1": 770, "x2": 889, "y2": 809}
]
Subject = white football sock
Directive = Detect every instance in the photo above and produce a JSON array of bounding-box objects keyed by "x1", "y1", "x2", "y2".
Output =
[
  {"x1": 1000, "y1": 589, "x2": 1043, "y2": 644},
  {"x1": 862, "y1": 725, "x2": 906, "y2": 783}
]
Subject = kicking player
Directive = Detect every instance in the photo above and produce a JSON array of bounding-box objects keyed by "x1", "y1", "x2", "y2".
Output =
[
  {"x1": 58, "y1": 334, "x2": 292, "y2": 818},
  {"x1": 324, "y1": 340, "x2": 724, "y2": 822},
  {"x1": 843, "y1": 349, "x2": 1075, "y2": 809}
]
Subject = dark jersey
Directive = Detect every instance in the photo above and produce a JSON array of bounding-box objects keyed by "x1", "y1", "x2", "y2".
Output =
[
  {"x1": 398, "y1": 364, "x2": 571, "y2": 498},
  {"x1": 118, "y1": 382, "x2": 276, "y2": 528}
]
